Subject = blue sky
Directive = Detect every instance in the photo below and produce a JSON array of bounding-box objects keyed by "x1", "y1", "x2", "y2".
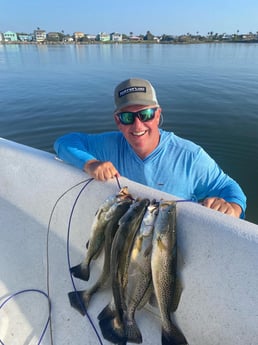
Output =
[{"x1": 1, "y1": 0, "x2": 257, "y2": 36}]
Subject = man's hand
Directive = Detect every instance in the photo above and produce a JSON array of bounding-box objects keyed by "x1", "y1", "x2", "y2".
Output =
[
  {"x1": 201, "y1": 197, "x2": 242, "y2": 218},
  {"x1": 83, "y1": 159, "x2": 120, "y2": 181}
]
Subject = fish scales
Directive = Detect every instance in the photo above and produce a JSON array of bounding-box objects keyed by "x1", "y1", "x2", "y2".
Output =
[
  {"x1": 125, "y1": 200, "x2": 159, "y2": 343},
  {"x1": 151, "y1": 200, "x2": 188, "y2": 345},
  {"x1": 70, "y1": 187, "x2": 132, "y2": 281},
  {"x1": 68, "y1": 197, "x2": 133, "y2": 314},
  {"x1": 98, "y1": 198, "x2": 150, "y2": 344}
]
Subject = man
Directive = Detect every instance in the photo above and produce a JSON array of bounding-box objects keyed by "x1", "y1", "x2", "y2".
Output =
[{"x1": 54, "y1": 78, "x2": 246, "y2": 218}]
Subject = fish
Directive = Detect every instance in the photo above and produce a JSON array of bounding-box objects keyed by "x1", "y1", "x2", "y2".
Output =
[
  {"x1": 70, "y1": 187, "x2": 132, "y2": 281},
  {"x1": 151, "y1": 200, "x2": 188, "y2": 345},
  {"x1": 68, "y1": 196, "x2": 133, "y2": 315},
  {"x1": 124, "y1": 200, "x2": 159, "y2": 343},
  {"x1": 98, "y1": 198, "x2": 150, "y2": 344}
]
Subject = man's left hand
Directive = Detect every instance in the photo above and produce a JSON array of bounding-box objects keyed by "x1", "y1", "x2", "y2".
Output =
[{"x1": 200, "y1": 197, "x2": 242, "y2": 218}]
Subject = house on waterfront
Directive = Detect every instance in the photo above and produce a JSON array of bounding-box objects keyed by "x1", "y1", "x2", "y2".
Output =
[
  {"x1": 73, "y1": 32, "x2": 85, "y2": 41},
  {"x1": 47, "y1": 32, "x2": 61, "y2": 42},
  {"x1": 4, "y1": 31, "x2": 18, "y2": 42},
  {"x1": 17, "y1": 33, "x2": 32, "y2": 42},
  {"x1": 96, "y1": 32, "x2": 110, "y2": 42},
  {"x1": 86, "y1": 34, "x2": 97, "y2": 41},
  {"x1": 0, "y1": 32, "x2": 4, "y2": 42},
  {"x1": 129, "y1": 35, "x2": 143, "y2": 41},
  {"x1": 110, "y1": 32, "x2": 123, "y2": 41},
  {"x1": 34, "y1": 29, "x2": 46, "y2": 42}
]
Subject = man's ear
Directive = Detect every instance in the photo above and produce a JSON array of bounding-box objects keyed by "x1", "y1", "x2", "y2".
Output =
[
  {"x1": 156, "y1": 107, "x2": 162, "y2": 124},
  {"x1": 114, "y1": 114, "x2": 120, "y2": 126}
]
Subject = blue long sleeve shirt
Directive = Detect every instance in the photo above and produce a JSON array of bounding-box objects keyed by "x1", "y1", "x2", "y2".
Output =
[{"x1": 54, "y1": 129, "x2": 246, "y2": 217}]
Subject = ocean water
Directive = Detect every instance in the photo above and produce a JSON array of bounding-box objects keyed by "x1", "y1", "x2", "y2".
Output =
[{"x1": 0, "y1": 43, "x2": 258, "y2": 224}]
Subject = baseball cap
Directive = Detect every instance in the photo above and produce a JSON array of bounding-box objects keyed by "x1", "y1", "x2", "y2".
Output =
[{"x1": 114, "y1": 78, "x2": 159, "y2": 111}]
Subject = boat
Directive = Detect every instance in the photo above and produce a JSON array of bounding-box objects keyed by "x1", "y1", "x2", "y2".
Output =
[{"x1": 0, "y1": 137, "x2": 258, "y2": 345}]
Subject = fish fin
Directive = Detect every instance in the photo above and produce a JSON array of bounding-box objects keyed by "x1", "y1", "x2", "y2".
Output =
[
  {"x1": 171, "y1": 277, "x2": 183, "y2": 312},
  {"x1": 98, "y1": 303, "x2": 116, "y2": 321},
  {"x1": 92, "y1": 242, "x2": 104, "y2": 260},
  {"x1": 161, "y1": 326, "x2": 188, "y2": 345},
  {"x1": 68, "y1": 291, "x2": 90, "y2": 316},
  {"x1": 99, "y1": 315, "x2": 126, "y2": 343},
  {"x1": 137, "y1": 280, "x2": 154, "y2": 310},
  {"x1": 124, "y1": 315, "x2": 143, "y2": 343},
  {"x1": 70, "y1": 263, "x2": 90, "y2": 281},
  {"x1": 157, "y1": 236, "x2": 168, "y2": 251},
  {"x1": 135, "y1": 235, "x2": 143, "y2": 252},
  {"x1": 148, "y1": 291, "x2": 158, "y2": 308},
  {"x1": 143, "y1": 243, "x2": 153, "y2": 257}
]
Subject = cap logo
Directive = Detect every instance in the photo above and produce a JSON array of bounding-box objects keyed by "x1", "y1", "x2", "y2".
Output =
[{"x1": 119, "y1": 86, "x2": 146, "y2": 98}]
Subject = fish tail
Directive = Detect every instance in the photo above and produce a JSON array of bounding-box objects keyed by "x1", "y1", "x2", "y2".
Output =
[
  {"x1": 70, "y1": 262, "x2": 90, "y2": 281},
  {"x1": 98, "y1": 315, "x2": 126, "y2": 343},
  {"x1": 125, "y1": 317, "x2": 142, "y2": 343},
  {"x1": 68, "y1": 290, "x2": 91, "y2": 316},
  {"x1": 161, "y1": 326, "x2": 188, "y2": 345},
  {"x1": 97, "y1": 303, "x2": 116, "y2": 321}
]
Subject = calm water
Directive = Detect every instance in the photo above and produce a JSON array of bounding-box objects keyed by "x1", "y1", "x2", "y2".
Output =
[{"x1": 1, "y1": 43, "x2": 258, "y2": 224}]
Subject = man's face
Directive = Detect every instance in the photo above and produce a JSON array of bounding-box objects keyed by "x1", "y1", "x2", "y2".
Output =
[{"x1": 114, "y1": 105, "x2": 161, "y2": 159}]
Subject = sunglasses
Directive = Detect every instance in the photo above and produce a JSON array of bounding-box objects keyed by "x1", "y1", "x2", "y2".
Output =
[{"x1": 116, "y1": 108, "x2": 157, "y2": 125}]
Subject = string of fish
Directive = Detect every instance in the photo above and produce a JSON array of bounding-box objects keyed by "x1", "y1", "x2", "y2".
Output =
[
  {"x1": 0, "y1": 177, "x2": 193, "y2": 345},
  {"x1": 68, "y1": 178, "x2": 191, "y2": 345}
]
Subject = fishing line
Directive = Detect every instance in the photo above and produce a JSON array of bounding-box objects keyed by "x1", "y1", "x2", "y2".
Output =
[
  {"x1": 0, "y1": 178, "x2": 98, "y2": 345},
  {"x1": 176, "y1": 194, "x2": 198, "y2": 203},
  {"x1": 46, "y1": 177, "x2": 95, "y2": 345},
  {"x1": 0, "y1": 289, "x2": 50, "y2": 345},
  {"x1": 176, "y1": 199, "x2": 197, "y2": 203},
  {"x1": 65, "y1": 178, "x2": 104, "y2": 345},
  {"x1": 1, "y1": 174, "x2": 196, "y2": 345},
  {"x1": 115, "y1": 174, "x2": 122, "y2": 190}
]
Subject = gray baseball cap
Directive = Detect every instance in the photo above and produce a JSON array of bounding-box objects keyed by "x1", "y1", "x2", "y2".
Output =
[{"x1": 114, "y1": 78, "x2": 159, "y2": 111}]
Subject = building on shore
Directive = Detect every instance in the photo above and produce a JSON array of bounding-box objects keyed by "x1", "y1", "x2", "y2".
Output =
[
  {"x1": 96, "y1": 32, "x2": 110, "y2": 42},
  {"x1": 110, "y1": 32, "x2": 123, "y2": 41},
  {"x1": 4, "y1": 31, "x2": 18, "y2": 42},
  {"x1": 34, "y1": 29, "x2": 47, "y2": 42},
  {"x1": 73, "y1": 32, "x2": 85, "y2": 41}
]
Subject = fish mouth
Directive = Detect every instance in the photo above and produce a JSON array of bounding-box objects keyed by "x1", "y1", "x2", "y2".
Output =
[{"x1": 132, "y1": 130, "x2": 147, "y2": 137}]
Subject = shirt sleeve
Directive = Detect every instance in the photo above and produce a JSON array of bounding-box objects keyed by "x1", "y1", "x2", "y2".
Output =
[
  {"x1": 54, "y1": 132, "x2": 97, "y2": 170},
  {"x1": 192, "y1": 148, "x2": 247, "y2": 218}
]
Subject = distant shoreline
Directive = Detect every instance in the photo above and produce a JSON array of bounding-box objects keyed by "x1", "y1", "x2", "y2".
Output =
[{"x1": 1, "y1": 39, "x2": 258, "y2": 46}]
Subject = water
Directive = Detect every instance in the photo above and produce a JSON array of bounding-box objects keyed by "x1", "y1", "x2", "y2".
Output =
[{"x1": 1, "y1": 43, "x2": 258, "y2": 224}]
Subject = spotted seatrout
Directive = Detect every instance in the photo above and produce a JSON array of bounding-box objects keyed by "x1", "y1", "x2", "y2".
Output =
[
  {"x1": 70, "y1": 187, "x2": 132, "y2": 281},
  {"x1": 124, "y1": 200, "x2": 159, "y2": 343},
  {"x1": 98, "y1": 198, "x2": 150, "y2": 344},
  {"x1": 151, "y1": 200, "x2": 188, "y2": 345},
  {"x1": 68, "y1": 195, "x2": 133, "y2": 315}
]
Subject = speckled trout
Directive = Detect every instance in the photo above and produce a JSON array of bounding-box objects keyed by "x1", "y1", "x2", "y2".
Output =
[
  {"x1": 70, "y1": 187, "x2": 132, "y2": 281},
  {"x1": 68, "y1": 196, "x2": 133, "y2": 315},
  {"x1": 125, "y1": 200, "x2": 159, "y2": 343},
  {"x1": 151, "y1": 200, "x2": 188, "y2": 345},
  {"x1": 98, "y1": 198, "x2": 150, "y2": 344}
]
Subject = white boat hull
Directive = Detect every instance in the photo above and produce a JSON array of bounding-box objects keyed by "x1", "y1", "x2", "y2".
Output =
[{"x1": 1, "y1": 138, "x2": 258, "y2": 345}]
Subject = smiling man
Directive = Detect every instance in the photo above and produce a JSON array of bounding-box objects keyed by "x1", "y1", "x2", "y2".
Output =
[{"x1": 54, "y1": 78, "x2": 246, "y2": 218}]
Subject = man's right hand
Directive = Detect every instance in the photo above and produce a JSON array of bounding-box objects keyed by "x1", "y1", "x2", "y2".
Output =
[{"x1": 83, "y1": 159, "x2": 120, "y2": 181}]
